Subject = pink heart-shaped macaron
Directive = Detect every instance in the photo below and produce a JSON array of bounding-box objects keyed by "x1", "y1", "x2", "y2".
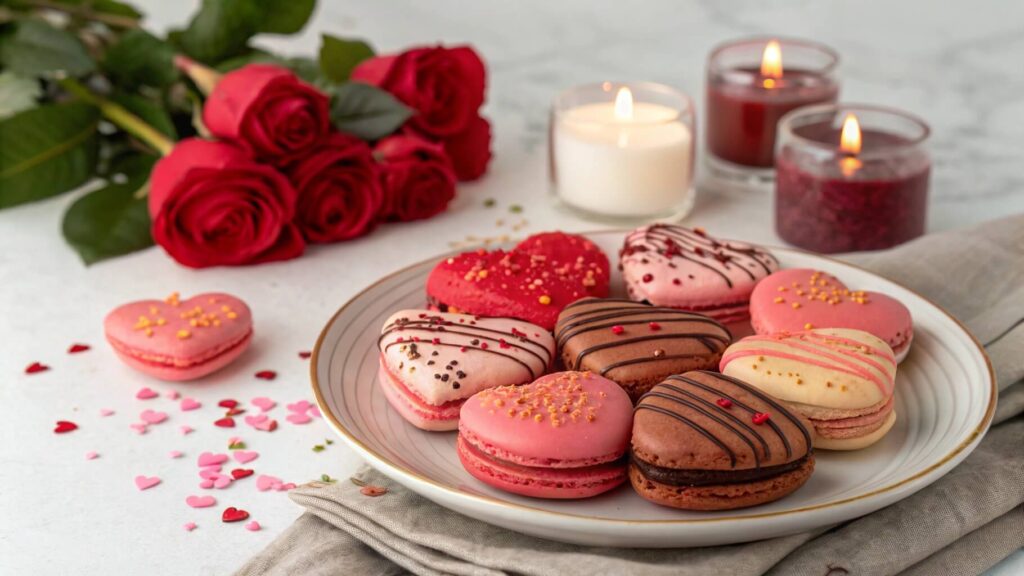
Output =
[
  {"x1": 104, "y1": 292, "x2": 253, "y2": 382},
  {"x1": 749, "y1": 269, "x2": 913, "y2": 360},
  {"x1": 232, "y1": 450, "x2": 258, "y2": 464},
  {"x1": 134, "y1": 475, "x2": 161, "y2": 491},
  {"x1": 197, "y1": 452, "x2": 229, "y2": 467},
  {"x1": 140, "y1": 409, "x2": 168, "y2": 424},
  {"x1": 180, "y1": 398, "x2": 201, "y2": 411},
  {"x1": 185, "y1": 495, "x2": 216, "y2": 508}
]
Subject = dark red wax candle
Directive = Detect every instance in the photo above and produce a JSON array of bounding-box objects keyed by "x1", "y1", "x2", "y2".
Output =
[
  {"x1": 775, "y1": 107, "x2": 931, "y2": 253},
  {"x1": 707, "y1": 69, "x2": 838, "y2": 168}
]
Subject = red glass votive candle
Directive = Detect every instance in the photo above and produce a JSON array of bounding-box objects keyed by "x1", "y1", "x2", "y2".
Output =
[
  {"x1": 775, "y1": 104, "x2": 931, "y2": 253},
  {"x1": 706, "y1": 37, "x2": 839, "y2": 182}
]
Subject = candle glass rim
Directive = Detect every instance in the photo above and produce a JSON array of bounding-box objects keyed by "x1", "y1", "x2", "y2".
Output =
[
  {"x1": 707, "y1": 36, "x2": 840, "y2": 78},
  {"x1": 552, "y1": 81, "x2": 694, "y2": 127},
  {"x1": 777, "y1": 103, "x2": 931, "y2": 158}
]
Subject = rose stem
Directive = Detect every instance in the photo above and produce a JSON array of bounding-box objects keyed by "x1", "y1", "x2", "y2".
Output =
[{"x1": 57, "y1": 77, "x2": 175, "y2": 157}]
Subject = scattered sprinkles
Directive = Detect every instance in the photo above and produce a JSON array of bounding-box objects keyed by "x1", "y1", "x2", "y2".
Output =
[
  {"x1": 25, "y1": 361, "x2": 50, "y2": 374},
  {"x1": 716, "y1": 398, "x2": 733, "y2": 409},
  {"x1": 54, "y1": 420, "x2": 78, "y2": 434},
  {"x1": 254, "y1": 370, "x2": 277, "y2": 380},
  {"x1": 68, "y1": 343, "x2": 91, "y2": 354},
  {"x1": 752, "y1": 412, "x2": 771, "y2": 425},
  {"x1": 611, "y1": 325, "x2": 625, "y2": 335}
]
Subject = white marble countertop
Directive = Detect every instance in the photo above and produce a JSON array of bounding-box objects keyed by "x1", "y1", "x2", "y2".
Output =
[{"x1": 1, "y1": 1, "x2": 1022, "y2": 574}]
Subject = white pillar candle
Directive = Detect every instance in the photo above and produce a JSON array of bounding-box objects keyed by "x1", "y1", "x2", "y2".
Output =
[{"x1": 552, "y1": 84, "x2": 695, "y2": 219}]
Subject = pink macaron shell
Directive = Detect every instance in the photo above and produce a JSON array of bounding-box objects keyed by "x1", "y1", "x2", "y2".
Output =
[
  {"x1": 459, "y1": 372, "x2": 632, "y2": 465},
  {"x1": 457, "y1": 435, "x2": 626, "y2": 499},
  {"x1": 104, "y1": 293, "x2": 253, "y2": 381},
  {"x1": 749, "y1": 269, "x2": 913, "y2": 356},
  {"x1": 378, "y1": 364, "x2": 461, "y2": 431}
]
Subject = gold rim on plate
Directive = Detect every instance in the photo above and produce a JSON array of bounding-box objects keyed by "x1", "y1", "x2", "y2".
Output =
[{"x1": 310, "y1": 234, "x2": 997, "y2": 525}]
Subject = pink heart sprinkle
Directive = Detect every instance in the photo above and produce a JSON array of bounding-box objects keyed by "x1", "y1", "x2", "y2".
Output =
[
  {"x1": 199, "y1": 467, "x2": 223, "y2": 479},
  {"x1": 140, "y1": 409, "x2": 168, "y2": 425},
  {"x1": 129, "y1": 423, "x2": 148, "y2": 435},
  {"x1": 286, "y1": 400, "x2": 312, "y2": 413},
  {"x1": 310, "y1": 406, "x2": 322, "y2": 418},
  {"x1": 278, "y1": 483, "x2": 296, "y2": 491},
  {"x1": 186, "y1": 495, "x2": 216, "y2": 508},
  {"x1": 286, "y1": 412, "x2": 312, "y2": 425},
  {"x1": 197, "y1": 452, "x2": 228, "y2": 467},
  {"x1": 99, "y1": 408, "x2": 115, "y2": 417},
  {"x1": 183, "y1": 521, "x2": 197, "y2": 532},
  {"x1": 254, "y1": 419, "x2": 277, "y2": 432},
  {"x1": 136, "y1": 387, "x2": 158, "y2": 400},
  {"x1": 256, "y1": 475, "x2": 282, "y2": 492},
  {"x1": 165, "y1": 390, "x2": 180, "y2": 400},
  {"x1": 199, "y1": 479, "x2": 214, "y2": 489},
  {"x1": 169, "y1": 450, "x2": 183, "y2": 459},
  {"x1": 180, "y1": 398, "x2": 201, "y2": 411},
  {"x1": 180, "y1": 425, "x2": 194, "y2": 435},
  {"x1": 251, "y1": 397, "x2": 276, "y2": 412},
  {"x1": 85, "y1": 451, "x2": 99, "y2": 460},
  {"x1": 245, "y1": 521, "x2": 261, "y2": 532},
  {"x1": 243, "y1": 414, "x2": 268, "y2": 427},
  {"x1": 214, "y1": 476, "x2": 232, "y2": 489},
  {"x1": 233, "y1": 450, "x2": 259, "y2": 464},
  {"x1": 134, "y1": 475, "x2": 161, "y2": 491}
]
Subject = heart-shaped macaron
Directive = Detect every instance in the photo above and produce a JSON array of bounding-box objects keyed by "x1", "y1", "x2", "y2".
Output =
[
  {"x1": 426, "y1": 232, "x2": 610, "y2": 330},
  {"x1": 749, "y1": 269, "x2": 913, "y2": 361},
  {"x1": 104, "y1": 292, "x2": 253, "y2": 381}
]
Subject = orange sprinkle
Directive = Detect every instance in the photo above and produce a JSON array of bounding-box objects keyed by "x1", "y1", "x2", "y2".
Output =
[
  {"x1": 804, "y1": 323, "x2": 814, "y2": 330},
  {"x1": 538, "y1": 295, "x2": 552, "y2": 305},
  {"x1": 774, "y1": 296, "x2": 785, "y2": 304},
  {"x1": 791, "y1": 302, "x2": 802, "y2": 309},
  {"x1": 176, "y1": 329, "x2": 191, "y2": 340}
]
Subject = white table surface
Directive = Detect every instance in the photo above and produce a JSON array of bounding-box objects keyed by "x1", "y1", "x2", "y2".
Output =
[{"x1": 2, "y1": 1, "x2": 1022, "y2": 574}]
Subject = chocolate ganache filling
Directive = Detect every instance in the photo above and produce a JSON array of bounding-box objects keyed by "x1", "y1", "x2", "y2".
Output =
[{"x1": 630, "y1": 451, "x2": 809, "y2": 487}]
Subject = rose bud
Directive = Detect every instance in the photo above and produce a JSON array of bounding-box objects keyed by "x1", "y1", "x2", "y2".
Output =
[
  {"x1": 442, "y1": 114, "x2": 492, "y2": 181},
  {"x1": 203, "y1": 64, "x2": 330, "y2": 160},
  {"x1": 352, "y1": 45, "x2": 486, "y2": 139},
  {"x1": 282, "y1": 132, "x2": 383, "y2": 243},
  {"x1": 374, "y1": 134, "x2": 457, "y2": 222},
  {"x1": 149, "y1": 138, "x2": 305, "y2": 268}
]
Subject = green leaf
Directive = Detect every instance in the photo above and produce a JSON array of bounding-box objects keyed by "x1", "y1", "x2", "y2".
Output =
[
  {"x1": 62, "y1": 154, "x2": 156, "y2": 265},
  {"x1": 330, "y1": 82, "x2": 412, "y2": 141},
  {"x1": 177, "y1": 0, "x2": 315, "y2": 64},
  {"x1": 111, "y1": 93, "x2": 177, "y2": 139},
  {"x1": 12, "y1": 0, "x2": 146, "y2": 20},
  {"x1": 0, "y1": 19, "x2": 95, "y2": 77},
  {"x1": 0, "y1": 101, "x2": 99, "y2": 209},
  {"x1": 0, "y1": 71, "x2": 40, "y2": 120},
  {"x1": 103, "y1": 29, "x2": 178, "y2": 88},
  {"x1": 319, "y1": 34, "x2": 373, "y2": 84}
]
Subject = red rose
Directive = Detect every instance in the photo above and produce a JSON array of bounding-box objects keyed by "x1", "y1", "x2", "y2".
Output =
[
  {"x1": 203, "y1": 64, "x2": 330, "y2": 160},
  {"x1": 352, "y1": 46, "x2": 485, "y2": 138},
  {"x1": 149, "y1": 138, "x2": 304, "y2": 268},
  {"x1": 442, "y1": 114, "x2": 492, "y2": 181},
  {"x1": 283, "y1": 132, "x2": 383, "y2": 243},
  {"x1": 374, "y1": 135, "x2": 457, "y2": 222}
]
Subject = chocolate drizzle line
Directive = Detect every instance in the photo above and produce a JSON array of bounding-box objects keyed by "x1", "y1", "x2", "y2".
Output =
[
  {"x1": 643, "y1": 391, "x2": 762, "y2": 467},
  {"x1": 570, "y1": 333, "x2": 726, "y2": 371},
  {"x1": 555, "y1": 303, "x2": 730, "y2": 348},
  {"x1": 633, "y1": 404, "x2": 739, "y2": 467},
  {"x1": 659, "y1": 383, "x2": 771, "y2": 461},
  {"x1": 622, "y1": 225, "x2": 777, "y2": 288},
  {"x1": 380, "y1": 321, "x2": 551, "y2": 366}
]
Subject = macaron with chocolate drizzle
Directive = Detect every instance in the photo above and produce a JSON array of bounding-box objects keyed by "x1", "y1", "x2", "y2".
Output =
[
  {"x1": 630, "y1": 370, "x2": 815, "y2": 510},
  {"x1": 620, "y1": 224, "x2": 779, "y2": 323},
  {"x1": 555, "y1": 298, "x2": 732, "y2": 402},
  {"x1": 378, "y1": 309, "x2": 555, "y2": 431}
]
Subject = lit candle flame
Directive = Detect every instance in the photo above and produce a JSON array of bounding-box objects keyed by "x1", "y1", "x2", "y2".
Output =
[
  {"x1": 760, "y1": 40, "x2": 783, "y2": 88},
  {"x1": 614, "y1": 87, "x2": 634, "y2": 121},
  {"x1": 839, "y1": 113, "x2": 863, "y2": 176}
]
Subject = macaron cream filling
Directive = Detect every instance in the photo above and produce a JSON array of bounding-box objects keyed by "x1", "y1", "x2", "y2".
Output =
[{"x1": 108, "y1": 328, "x2": 252, "y2": 368}]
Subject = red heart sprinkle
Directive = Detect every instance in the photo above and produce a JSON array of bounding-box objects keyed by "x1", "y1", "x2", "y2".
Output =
[
  {"x1": 611, "y1": 325, "x2": 625, "y2": 335},
  {"x1": 298, "y1": 351, "x2": 311, "y2": 359},
  {"x1": 218, "y1": 399, "x2": 238, "y2": 409},
  {"x1": 716, "y1": 398, "x2": 733, "y2": 409},
  {"x1": 225, "y1": 407, "x2": 246, "y2": 417},
  {"x1": 54, "y1": 420, "x2": 78, "y2": 434},
  {"x1": 752, "y1": 412, "x2": 771, "y2": 425},
  {"x1": 221, "y1": 507, "x2": 249, "y2": 523},
  {"x1": 648, "y1": 322, "x2": 661, "y2": 331},
  {"x1": 214, "y1": 417, "x2": 235, "y2": 428},
  {"x1": 266, "y1": 420, "x2": 278, "y2": 432},
  {"x1": 68, "y1": 344, "x2": 91, "y2": 354},
  {"x1": 255, "y1": 370, "x2": 277, "y2": 380},
  {"x1": 25, "y1": 362, "x2": 49, "y2": 374},
  {"x1": 230, "y1": 468, "x2": 254, "y2": 480}
]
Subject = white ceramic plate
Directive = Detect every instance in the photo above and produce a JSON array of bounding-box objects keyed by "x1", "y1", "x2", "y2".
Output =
[{"x1": 311, "y1": 231, "x2": 995, "y2": 548}]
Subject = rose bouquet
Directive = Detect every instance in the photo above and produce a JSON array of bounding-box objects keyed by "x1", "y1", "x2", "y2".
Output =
[{"x1": 0, "y1": 0, "x2": 491, "y2": 267}]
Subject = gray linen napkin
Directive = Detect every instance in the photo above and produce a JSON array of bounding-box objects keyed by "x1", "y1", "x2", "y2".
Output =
[{"x1": 237, "y1": 215, "x2": 1024, "y2": 576}]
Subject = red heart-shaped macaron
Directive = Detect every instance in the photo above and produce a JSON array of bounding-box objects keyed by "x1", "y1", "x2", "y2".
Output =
[
  {"x1": 222, "y1": 507, "x2": 250, "y2": 523},
  {"x1": 426, "y1": 232, "x2": 610, "y2": 330},
  {"x1": 749, "y1": 269, "x2": 913, "y2": 360}
]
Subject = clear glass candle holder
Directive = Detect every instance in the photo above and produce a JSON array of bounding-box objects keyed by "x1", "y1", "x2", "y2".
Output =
[
  {"x1": 706, "y1": 37, "x2": 839, "y2": 184},
  {"x1": 549, "y1": 81, "x2": 696, "y2": 223},
  {"x1": 775, "y1": 104, "x2": 931, "y2": 253}
]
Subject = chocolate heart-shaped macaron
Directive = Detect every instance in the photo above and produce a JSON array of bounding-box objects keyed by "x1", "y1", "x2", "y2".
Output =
[
  {"x1": 749, "y1": 269, "x2": 913, "y2": 361},
  {"x1": 426, "y1": 232, "x2": 610, "y2": 330},
  {"x1": 104, "y1": 292, "x2": 252, "y2": 381}
]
